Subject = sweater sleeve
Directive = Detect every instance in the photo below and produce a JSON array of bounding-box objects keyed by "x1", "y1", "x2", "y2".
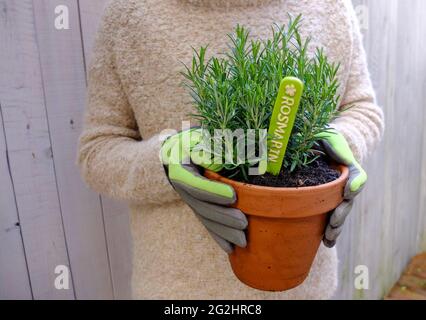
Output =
[
  {"x1": 77, "y1": 1, "x2": 179, "y2": 205},
  {"x1": 330, "y1": 3, "x2": 385, "y2": 163}
]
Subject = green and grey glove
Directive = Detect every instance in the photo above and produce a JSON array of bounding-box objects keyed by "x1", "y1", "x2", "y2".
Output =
[
  {"x1": 161, "y1": 128, "x2": 247, "y2": 253},
  {"x1": 316, "y1": 129, "x2": 368, "y2": 248}
]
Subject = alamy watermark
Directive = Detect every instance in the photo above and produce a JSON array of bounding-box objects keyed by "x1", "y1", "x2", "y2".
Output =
[
  {"x1": 54, "y1": 5, "x2": 69, "y2": 30},
  {"x1": 355, "y1": 5, "x2": 369, "y2": 31},
  {"x1": 354, "y1": 265, "x2": 369, "y2": 290},
  {"x1": 54, "y1": 265, "x2": 70, "y2": 290}
]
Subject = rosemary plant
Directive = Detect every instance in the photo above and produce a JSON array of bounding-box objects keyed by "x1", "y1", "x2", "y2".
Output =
[{"x1": 182, "y1": 15, "x2": 341, "y2": 180}]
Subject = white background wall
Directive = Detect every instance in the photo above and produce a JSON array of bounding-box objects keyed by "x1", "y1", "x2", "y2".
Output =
[{"x1": 0, "y1": 0, "x2": 425, "y2": 299}]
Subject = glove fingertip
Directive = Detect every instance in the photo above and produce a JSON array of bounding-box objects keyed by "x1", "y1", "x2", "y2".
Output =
[
  {"x1": 239, "y1": 214, "x2": 248, "y2": 230},
  {"x1": 323, "y1": 238, "x2": 336, "y2": 248},
  {"x1": 236, "y1": 232, "x2": 247, "y2": 248},
  {"x1": 208, "y1": 231, "x2": 234, "y2": 254}
]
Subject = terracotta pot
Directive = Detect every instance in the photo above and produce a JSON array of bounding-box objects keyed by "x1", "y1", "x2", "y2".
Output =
[{"x1": 204, "y1": 165, "x2": 349, "y2": 292}]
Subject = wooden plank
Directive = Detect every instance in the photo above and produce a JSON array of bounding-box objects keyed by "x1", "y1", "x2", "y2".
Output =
[
  {"x1": 383, "y1": 0, "x2": 425, "y2": 291},
  {"x1": 0, "y1": 102, "x2": 32, "y2": 299},
  {"x1": 79, "y1": 0, "x2": 132, "y2": 299},
  {"x1": 369, "y1": 0, "x2": 399, "y2": 300},
  {"x1": 338, "y1": 0, "x2": 426, "y2": 300},
  {"x1": 100, "y1": 198, "x2": 132, "y2": 299},
  {"x1": 336, "y1": 0, "x2": 399, "y2": 300},
  {"x1": 32, "y1": 0, "x2": 113, "y2": 299},
  {"x1": 78, "y1": 0, "x2": 108, "y2": 65},
  {"x1": 0, "y1": 0, "x2": 74, "y2": 299},
  {"x1": 358, "y1": 0, "x2": 399, "y2": 300},
  {"x1": 417, "y1": 0, "x2": 426, "y2": 252},
  {"x1": 336, "y1": 0, "x2": 365, "y2": 299}
]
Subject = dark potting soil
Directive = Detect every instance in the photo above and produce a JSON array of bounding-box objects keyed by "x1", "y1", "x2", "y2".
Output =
[{"x1": 232, "y1": 157, "x2": 340, "y2": 188}]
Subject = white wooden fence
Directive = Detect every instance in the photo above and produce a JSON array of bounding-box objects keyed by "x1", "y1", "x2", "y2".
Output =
[{"x1": 0, "y1": 0, "x2": 425, "y2": 300}]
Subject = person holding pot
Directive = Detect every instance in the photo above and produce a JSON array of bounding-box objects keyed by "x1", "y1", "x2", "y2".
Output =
[{"x1": 78, "y1": 0, "x2": 384, "y2": 299}]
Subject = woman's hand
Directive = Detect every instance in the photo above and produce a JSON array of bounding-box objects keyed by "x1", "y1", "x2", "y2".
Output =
[
  {"x1": 161, "y1": 129, "x2": 247, "y2": 253},
  {"x1": 316, "y1": 129, "x2": 368, "y2": 248}
]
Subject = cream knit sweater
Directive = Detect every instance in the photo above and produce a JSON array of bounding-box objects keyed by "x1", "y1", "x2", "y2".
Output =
[{"x1": 78, "y1": 0, "x2": 384, "y2": 299}]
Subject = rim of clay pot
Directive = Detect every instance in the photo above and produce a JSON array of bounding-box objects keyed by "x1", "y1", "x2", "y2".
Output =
[
  {"x1": 205, "y1": 164, "x2": 349, "y2": 218},
  {"x1": 206, "y1": 164, "x2": 349, "y2": 194}
]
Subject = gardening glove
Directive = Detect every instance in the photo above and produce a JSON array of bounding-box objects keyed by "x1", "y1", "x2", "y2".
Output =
[
  {"x1": 316, "y1": 129, "x2": 368, "y2": 248},
  {"x1": 161, "y1": 128, "x2": 248, "y2": 254}
]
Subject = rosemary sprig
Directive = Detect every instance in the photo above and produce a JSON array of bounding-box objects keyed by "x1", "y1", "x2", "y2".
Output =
[{"x1": 182, "y1": 15, "x2": 340, "y2": 180}]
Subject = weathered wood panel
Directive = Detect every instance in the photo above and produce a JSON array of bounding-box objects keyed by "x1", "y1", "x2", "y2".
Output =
[
  {"x1": 388, "y1": 0, "x2": 424, "y2": 286},
  {"x1": 0, "y1": 102, "x2": 32, "y2": 299},
  {"x1": 0, "y1": 0, "x2": 75, "y2": 299},
  {"x1": 32, "y1": 0, "x2": 114, "y2": 299},
  {"x1": 79, "y1": 0, "x2": 132, "y2": 299},
  {"x1": 335, "y1": 0, "x2": 395, "y2": 300},
  {"x1": 78, "y1": 0, "x2": 106, "y2": 64},
  {"x1": 335, "y1": 0, "x2": 426, "y2": 300},
  {"x1": 98, "y1": 198, "x2": 132, "y2": 299},
  {"x1": 416, "y1": 0, "x2": 426, "y2": 254}
]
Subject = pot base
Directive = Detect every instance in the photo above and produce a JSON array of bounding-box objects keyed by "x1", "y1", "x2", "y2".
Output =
[
  {"x1": 230, "y1": 265, "x2": 309, "y2": 292},
  {"x1": 228, "y1": 213, "x2": 327, "y2": 292}
]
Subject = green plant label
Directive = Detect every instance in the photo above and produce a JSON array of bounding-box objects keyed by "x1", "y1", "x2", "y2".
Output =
[{"x1": 267, "y1": 77, "x2": 304, "y2": 176}]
